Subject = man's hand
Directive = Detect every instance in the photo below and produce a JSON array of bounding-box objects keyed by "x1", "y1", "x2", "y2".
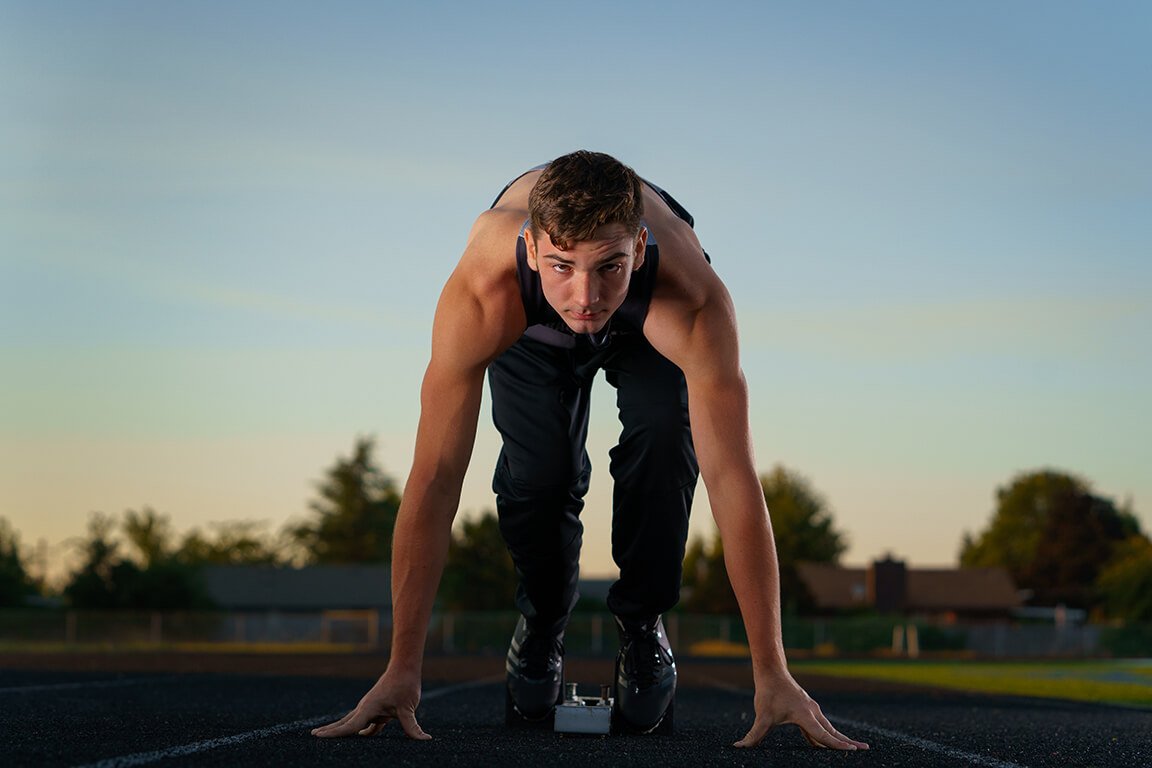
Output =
[
  {"x1": 734, "y1": 669, "x2": 869, "y2": 751},
  {"x1": 311, "y1": 673, "x2": 431, "y2": 741}
]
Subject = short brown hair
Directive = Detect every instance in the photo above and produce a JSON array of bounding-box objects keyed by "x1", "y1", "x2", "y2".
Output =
[{"x1": 528, "y1": 150, "x2": 644, "y2": 250}]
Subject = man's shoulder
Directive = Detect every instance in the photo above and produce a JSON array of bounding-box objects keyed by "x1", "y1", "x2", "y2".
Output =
[
  {"x1": 471, "y1": 205, "x2": 526, "y2": 235},
  {"x1": 444, "y1": 208, "x2": 524, "y2": 325},
  {"x1": 464, "y1": 207, "x2": 525, "y2": 258},
  {"x1": 433, "y1": 212, "x2": 527, "y2": 363},
  {"x1": 648, "y1": 222, "x2": 716, "y2": 315},
  {"x1": 644, "y1": 237, "x2": 738, "y2": 374}
]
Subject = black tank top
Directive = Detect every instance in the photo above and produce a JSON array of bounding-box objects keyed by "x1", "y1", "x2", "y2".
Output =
[{"x1": 491, "y1": 167, "x2": 700, "y2": 349}]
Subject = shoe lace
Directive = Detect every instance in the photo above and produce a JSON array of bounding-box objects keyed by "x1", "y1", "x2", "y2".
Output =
[
  {"x1": 520, "y1": 630, "x2": 564, "y2": 677},
  {"x1": 623, "y1": 624, "x2": 667, "y2": 688}
]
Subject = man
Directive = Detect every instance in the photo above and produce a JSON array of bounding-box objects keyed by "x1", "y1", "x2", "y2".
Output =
[{"x1": 312, "y1": 151, "x2": 867, "y2": 751}]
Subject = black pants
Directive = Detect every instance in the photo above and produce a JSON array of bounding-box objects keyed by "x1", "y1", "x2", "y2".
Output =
[{"x1": 489, "y1": 330, "x2": 699, "y2": 630}]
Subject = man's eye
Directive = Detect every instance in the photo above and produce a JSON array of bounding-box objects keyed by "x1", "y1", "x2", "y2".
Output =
[
  {"x1": 552, "y1": 264, "x2": 571, "y2": 273},
  {"x1": 601, "y1": 264, "x2": 622, "y2": 274}
]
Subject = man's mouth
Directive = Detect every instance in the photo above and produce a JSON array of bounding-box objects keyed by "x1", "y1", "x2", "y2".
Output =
[{"x1": 571, "y1": 310, "x2": 602, "y2": 321}]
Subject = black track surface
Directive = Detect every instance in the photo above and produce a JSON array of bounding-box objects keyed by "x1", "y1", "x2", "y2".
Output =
[{"x1": 2, "y1": 666, "x2": 1149, "y2": 767}]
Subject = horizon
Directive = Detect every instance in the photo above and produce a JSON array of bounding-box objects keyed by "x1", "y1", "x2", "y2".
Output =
[{"x1": 5, "y1": 435, "x2": 1142, "y2": 588}]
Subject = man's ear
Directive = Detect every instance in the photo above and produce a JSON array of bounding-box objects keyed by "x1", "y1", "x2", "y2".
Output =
[
  {"x1": 632, "y1": 227, "x2": 648, "y2": 271},
  {"x1": 524, "y1": 228, "x2": 540, "y2": 272}
]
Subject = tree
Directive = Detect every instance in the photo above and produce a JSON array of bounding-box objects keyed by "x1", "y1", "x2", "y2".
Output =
[
  {"x1": 439, "y1": 510, "x2": 517, "y2": 610},
  {"x1": 682, "y1": 465, "x2": 847, "y2": 614},
  {"x1": 0, "y1": 517, "x2": 35, "y2": 607},
  {"x1": 119, "y1": 507, "x2": 213, "y2": 609},
  {"x1": 177, "y1": 521, "x2": 285, "y2": 566},
  {"x1": 63, "y1": 511, "x2": 213, "y2": 611},
  {"x1": 123, "y1": 507, "x2": 175, "y2": 568},
  {"x1": 64, "y1": 508, "x2": 293, "y2": 610},
  {"x1": 960, "y1": 469, "x2": 1140, "y2": 609},
  {"x1": 1095, "y1": 535, "x2": 1152, "y2": 622},
  {"x1": 63, "y1": 513, "x2": 123, "y2": 609},
  {"x1": 761, "y1": 465, "x2": 847, "y2": 613},
  {"x1": 289, "y1": 436, "x2": 403, "y2": 564},
  {"x1": 681, "y1": 532, "x2": 740, "y2": 614}
]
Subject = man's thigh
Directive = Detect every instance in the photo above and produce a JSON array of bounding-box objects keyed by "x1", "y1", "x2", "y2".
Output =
[{"x1": 488, "y1": 336, "x2": 592, "y2": 491}]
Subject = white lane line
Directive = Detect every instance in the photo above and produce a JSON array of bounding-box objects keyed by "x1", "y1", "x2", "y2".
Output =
[
  {"x1": 708, "y1": 679, "x2": 1032, "y2": 768},
  {"x1": 76, "y1": 713, "x2": 343, "y2": 768},
  {"x1": 72, "y1": 677, "x2": 501, "y2": 768},
  {"x1": 830, "y1": 717, "x2": 1031, "y2": 768},
  {"x1": 0, "y1": 677, "x2": 185, "y2": 694}
]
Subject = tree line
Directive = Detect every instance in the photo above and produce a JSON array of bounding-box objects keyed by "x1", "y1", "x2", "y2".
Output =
[{"x1": 1, "y1": 437, "x2": 1149, "y2": 622}]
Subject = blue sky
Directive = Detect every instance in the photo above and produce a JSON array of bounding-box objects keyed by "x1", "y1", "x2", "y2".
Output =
[{"x1": 2, "y1": 1, "x2": 1149, "y2": 581}]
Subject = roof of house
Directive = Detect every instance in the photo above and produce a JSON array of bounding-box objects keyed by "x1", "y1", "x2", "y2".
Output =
[
  {"x1": 796, "y1": 563, "x2": 870, "y2": 610},
  {"x1": 200, "y1": 564, "x2": 392, "y2": 611},
  {"x1": 796, "y1": 562, "x2": 1020, "y2": 612}
]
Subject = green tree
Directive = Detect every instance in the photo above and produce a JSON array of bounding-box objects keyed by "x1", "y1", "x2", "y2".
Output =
[
  {"x1": 0, "y1": 517, "x2": 36, "y2": 607},
  {"x1": 123, "y1": 507, "x2": 175, "y2": 568},
  {"x1": 290, "y1": 436, "x2": 402, "y2": 564},
  {"x1": 63, "y1": 513, "x2": 125, "y2": 609},
  {"x1": 682, "y1": 465, "x2": 847, "y2": 614},
  {"x1": 681, "y1": 532, "x2": 740, "y2": 614},
  {"x1": 178, "y1": 520, "x2": 285, "y2": 566},
  {"x1": 121, "y1": 507, "x2": 213, "y2": 609},
  {"x1": 960, "y1": 469, "x2": 1140, "y2": 609},
  {"x1": 761, "y1": 465, "x2": 847, "y2": 613},
  {"x1": 439, "y1": 510, "x2": 517, "y2": 610},
  {"x1": 63, "y1": 511, "x2": 213, "y2": 611},
  {"x1": 1096, "y1": 535, "x2": 1152, "y2": 622}
]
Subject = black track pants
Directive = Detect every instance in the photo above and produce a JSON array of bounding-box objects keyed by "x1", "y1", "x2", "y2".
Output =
[{"x1": 488, "y1": 330, "x2": 698, "y2": 630}]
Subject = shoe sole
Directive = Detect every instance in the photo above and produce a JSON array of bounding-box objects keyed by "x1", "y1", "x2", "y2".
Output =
[
  {"x1": 611, "y1": 688, "x2": 675, "y2": 735},
  {"x1": 504, "y1": 670, "x2": 565, "y2": 728}
]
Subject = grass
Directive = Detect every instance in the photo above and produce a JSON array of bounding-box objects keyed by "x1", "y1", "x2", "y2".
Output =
[{"x1": 792, "y1": 658, "x2": 1152, "y2": 708}]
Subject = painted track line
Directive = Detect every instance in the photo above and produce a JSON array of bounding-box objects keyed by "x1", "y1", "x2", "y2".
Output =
[
  {"x1": 831, "y1": 716, "x2": 1031, "y2": 768},
  {"x1": 75, "y1": 712, "x2": 343, "y2": 768},
  {"x1": 707, "y1": 678, "x2": 1032, "y2": 768},
  {"x1": 71, "y1": 677, "x2": 501, "y2": 768}
]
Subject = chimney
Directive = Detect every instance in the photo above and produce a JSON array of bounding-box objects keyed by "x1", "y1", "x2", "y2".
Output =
[{"x1": 868, "y1": 555, "x2": 907, "y2": 614}]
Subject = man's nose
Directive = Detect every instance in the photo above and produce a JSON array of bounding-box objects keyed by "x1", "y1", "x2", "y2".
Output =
[{"x1": 574, "y1": 272, "x2": 598, "y2": 306}]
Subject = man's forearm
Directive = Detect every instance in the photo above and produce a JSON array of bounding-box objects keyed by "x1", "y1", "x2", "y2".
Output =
[
  {"x1": 711, "y1": 478, "x2": 788, "y2": 675},
  {"x1": 385, "y1": 485, "x2": 459, "y2": 676},
  {"x1": 686, "y1": 374, "x2": 789, "y2": 676}
]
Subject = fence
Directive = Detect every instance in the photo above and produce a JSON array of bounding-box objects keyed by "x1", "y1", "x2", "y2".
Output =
[
  {"x1": 0, "y1": 609, "x2": 352, "y2": 647},
  {"x1": 0, "y1": 610, "x2": 1146, "y2": 658}
]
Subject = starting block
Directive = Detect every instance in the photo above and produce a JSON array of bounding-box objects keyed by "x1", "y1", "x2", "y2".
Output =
[{"x1": 553, "y1": 683, "x2": 613, "y2": 735}]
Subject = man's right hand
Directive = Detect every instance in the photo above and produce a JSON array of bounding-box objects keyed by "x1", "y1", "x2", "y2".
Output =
[{"x1": 311, "y1": 672, "x2": 431, "y2": 740}]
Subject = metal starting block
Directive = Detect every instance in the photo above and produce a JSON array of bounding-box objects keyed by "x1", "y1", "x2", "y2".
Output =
[{"x1": 553, "y1": 682, "x2": 613, "y2": 735}]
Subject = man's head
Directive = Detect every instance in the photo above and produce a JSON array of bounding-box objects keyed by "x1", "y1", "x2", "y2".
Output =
[
  {"x1": 528, "y1": 150, "x2": 644, "y2": 249},
  {"x1": 524, "y1": 151, "x2": 648, "y2": 335}
]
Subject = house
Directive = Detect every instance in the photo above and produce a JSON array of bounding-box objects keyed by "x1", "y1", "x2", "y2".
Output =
[
  {"x1": 796, "y1": 556, "x2": 1020, "y2": 621},
  {"x1": 200, "y1": 566, "x2": 619, "y2": 612},
  {"x1": 199, "y1": 564, "x2": 392, "y2": 612}
]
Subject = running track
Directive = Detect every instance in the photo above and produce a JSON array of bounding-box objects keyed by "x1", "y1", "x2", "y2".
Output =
[{"x1": 1, "y1": 654, "x2": 1148, "y2": 767}]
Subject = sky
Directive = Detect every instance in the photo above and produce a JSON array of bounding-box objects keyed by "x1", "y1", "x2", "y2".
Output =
[{"x1": 2, "y1": 1, "x2": 1150, "y2": 585}]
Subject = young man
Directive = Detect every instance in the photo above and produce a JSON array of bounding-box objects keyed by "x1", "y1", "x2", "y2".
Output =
[{"x1": 312, "y1": 151, "x2": 867, "y2": 751}]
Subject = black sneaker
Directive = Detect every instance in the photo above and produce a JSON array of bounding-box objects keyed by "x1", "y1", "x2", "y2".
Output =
[
  {"x1": 613, "y1": 614, "x2": 676, "y2": 733},
  {"x1": 505, "y1": 615, "x2": 565, "y2": 721}
]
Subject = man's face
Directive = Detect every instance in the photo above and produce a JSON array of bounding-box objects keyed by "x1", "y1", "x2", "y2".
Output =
[{"x1": 524, "y1": 223, "x2": 647, "y2": 335}]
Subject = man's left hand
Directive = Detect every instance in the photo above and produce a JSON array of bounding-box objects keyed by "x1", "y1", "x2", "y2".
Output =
[{"x1": 733, "y1": 669, "x2": 869, "y2": 751}]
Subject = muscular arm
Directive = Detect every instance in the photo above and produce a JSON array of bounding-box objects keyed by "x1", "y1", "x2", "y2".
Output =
[
  {"x1": 390, "y1": 224, "x2": 526, "y2": 673},
  {"x1": 386, "y1": 308, "x2": 488, "y2": 677},
  {"x1": 646, "y1": 245, "x2": 867, "y2": 751},
  {"x1": 645, "y1": 274, "x2": 787, "y2": 672},
  {"x1": 313, "y1": 212, "x2": 524, "y2": 740}
]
